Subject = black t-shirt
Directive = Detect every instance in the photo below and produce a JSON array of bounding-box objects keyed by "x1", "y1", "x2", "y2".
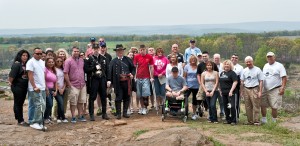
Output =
[
  {"x1": 197, "y1": 62, "x2": 219, "y2": 75},
  {"x1": 167, "y1": 53, "x2": 184, "y2": 64},
  {"x1": 219, "y1": 70, "x2": 238, "y2": 95},
  {"x1": 9, "y1": 62, "x2": 28, "y2": 87}
]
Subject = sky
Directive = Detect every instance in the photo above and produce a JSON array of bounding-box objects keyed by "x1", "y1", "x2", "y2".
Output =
[{"x1": 1, "y1": 0, "x2": 300, "y2": 29}]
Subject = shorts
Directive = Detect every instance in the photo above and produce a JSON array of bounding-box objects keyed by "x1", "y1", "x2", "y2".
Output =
[
  {"x1": 136, "y1": 78, "x2": 151, "y2": 97},
  {"x1": 261, "y1": 87, "x2": 282, "y2": 109},
  {"x1": 196, "y1": 87, "x2": 205, "y2": 100},
  {"x1": 107, "y1": 87, "x2": 113, "y2": 95},
  {"x1": 68, "y1": 85, "x2": 87, "y2": 105}
]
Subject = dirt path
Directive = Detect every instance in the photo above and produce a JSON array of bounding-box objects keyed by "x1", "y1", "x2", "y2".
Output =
[{"x1": 0, "y1": 98, "x2": 289, "y2": 145}]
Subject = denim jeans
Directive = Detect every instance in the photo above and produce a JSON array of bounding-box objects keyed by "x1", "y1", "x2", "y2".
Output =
[
  {"x1": 54, "y1": 91, "x2": 66, "y2": 120},
  {"x1": 216, "y1": 91, "x2": 224, "y2": 116},
  {"x1": 28, "y1": 90, "x2": 46, "y2": 124},
  {"x1": 154, "y1": 77, "x2": 166, "y2": 98},
  {"x1": 44, "y1": 88, "x2": 54, "y2": 120},
  {"x1": 206, "y1": 91, "x2": 218, "y2": 122}
]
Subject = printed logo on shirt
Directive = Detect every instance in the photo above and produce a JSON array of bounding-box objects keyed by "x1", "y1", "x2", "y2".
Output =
[
  {"x1": 155, "y1": 60, "x2": 165, "y2": 70},
  {"x1": 220, "y1": 72, "x2": 228, "y2": 79}
]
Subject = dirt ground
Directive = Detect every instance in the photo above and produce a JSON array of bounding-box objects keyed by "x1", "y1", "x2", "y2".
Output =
[{"x1": 0, "y1": 96, "x2": 298, "y2": 146}]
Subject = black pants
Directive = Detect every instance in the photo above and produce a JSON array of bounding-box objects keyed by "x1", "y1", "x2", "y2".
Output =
[
  {"x1": 116, "y1": 81, "x2": 130, "y2": 102},
  {"x1": 185, "y1": 88, "x2": 199, "y2": 106},
  {"x1": 236, "y1": 88, "x2": 240, "y2": 119},
  {"x1": 222, "y1": 93, "x2": 238, "y2": 123},
  {"x1": 11, "y1": 85, "x2": 28, "y2": 123},
  {"x1": 89, "y1": 77, "x2": 107, "y2": 115}
]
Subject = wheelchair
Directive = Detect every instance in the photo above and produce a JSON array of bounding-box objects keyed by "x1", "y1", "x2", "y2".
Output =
[{"x1": 161, "y1": 91, "x2": 188, "y2": 123}]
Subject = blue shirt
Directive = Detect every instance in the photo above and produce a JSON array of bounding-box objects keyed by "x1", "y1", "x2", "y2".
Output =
[
  {"x1": 184, "y1": 47, "x2": 201, "y2": 63},
  {"x1": 184, "y1": 64, "x2": 199, "y2": 89}
]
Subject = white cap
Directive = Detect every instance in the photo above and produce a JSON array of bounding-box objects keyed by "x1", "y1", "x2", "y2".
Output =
[
  {"x1": 197, "y1": 52, "x2": 202, "y2": 56},
  {"x1": 266, "y1": 52, "x2": 275, "y2": 57}
]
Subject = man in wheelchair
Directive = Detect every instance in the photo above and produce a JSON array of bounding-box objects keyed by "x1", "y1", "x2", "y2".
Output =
[{"x1": 165, "y1": 67, "x2": 188, "y2": 113}]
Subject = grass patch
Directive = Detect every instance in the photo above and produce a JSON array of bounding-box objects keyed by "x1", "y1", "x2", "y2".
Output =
[
  {"x1": 187, "y1": 107, "x2": 300, "y2": 145},
  {"x1": 207, "y1": 136, "x2": 225, "y2": 146},
  {"x1": 133, "y1": 129, "x2": 149, "y2": 137}
]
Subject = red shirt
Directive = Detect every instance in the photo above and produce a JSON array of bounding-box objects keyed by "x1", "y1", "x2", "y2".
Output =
[{"x1": 133, "y1": 54, "x2": 154, "y2": 79}]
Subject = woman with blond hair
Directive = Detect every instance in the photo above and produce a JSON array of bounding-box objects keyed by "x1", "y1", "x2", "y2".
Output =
[
  {"x1": 56, "y1": 48, "x2": 69, "y2": 61},
  {"x1": 219, "y1": 60, "x2": 238, "y2": 125},
  {"x1": 183, "y1": 55, "x2": 200, "y2": 120}
]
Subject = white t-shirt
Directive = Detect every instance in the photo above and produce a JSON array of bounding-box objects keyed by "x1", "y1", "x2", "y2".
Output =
[
  {"x1": 166, "y1": 63, "x2": 183, "y2": 79},
  {"x1": 56, "y1": 67, "x2": 64, "y2": 89},
  {"x1": 263, "y1": 61, "x2": 286, "y2": 91},
  {"x1": 216, "y1": 63, "x2": 223, "y2": 76},
  {"x1": 26, "y1": 58, "x2": 46, "y2": 91},
  {"x1": 233, "y1": 63, "x2": 244, "y2": 76},
  {"x1": 241, "y1": 66, "x2": 264, "y2": 88}
]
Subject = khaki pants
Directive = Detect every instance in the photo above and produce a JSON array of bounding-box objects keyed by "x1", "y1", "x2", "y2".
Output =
[{"x1": 244, "y1": 87, "x2": 261, "y2": 123}]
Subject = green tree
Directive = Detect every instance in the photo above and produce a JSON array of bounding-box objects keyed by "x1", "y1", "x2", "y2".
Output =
[{"x1": 254, "y1": 45, "x2": 270, "y2": 69}]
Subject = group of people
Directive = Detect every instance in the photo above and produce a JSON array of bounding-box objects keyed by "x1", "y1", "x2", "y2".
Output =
[{"x1": 8, "y1": 38, "x2": 287, "y2": 130}]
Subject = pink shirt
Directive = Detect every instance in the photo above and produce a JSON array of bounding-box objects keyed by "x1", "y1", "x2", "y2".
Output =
[
  {"x1": 153, "y1": 55, "x2": 169, "y2": 76},
  {"x1": 45, "y1": 68, "x2": 57, "y2": 89},
  {"x1": 64, "y1": 57, "x2": 85, "y2": 89}
]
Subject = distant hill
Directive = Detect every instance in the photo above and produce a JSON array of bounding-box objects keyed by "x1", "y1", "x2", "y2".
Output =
[{"x1": 1, "y1": 21, "x2": 300, "y2": 37}]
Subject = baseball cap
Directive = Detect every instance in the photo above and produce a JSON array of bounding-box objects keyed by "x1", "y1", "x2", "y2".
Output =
[
  {"x1": 266, "y1": 52, "x2": 275, "y2": 57},
  {"x1": 90, "y1": 37, "x2": 96, "y2": 42},
  {"x1": 171, "y1": 67, "x2": 179, "y2": 72},
  {"x1": 100, "y1": 42, "x2": 106, "y2": 47},
  {"x1": 197, "y1": 52, "x2": 202, "y2": 56},
  {"x1": 190, "y1": 39, "x2": 196, "y2": 43}
]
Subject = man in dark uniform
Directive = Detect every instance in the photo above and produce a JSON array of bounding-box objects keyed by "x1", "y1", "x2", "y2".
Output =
[
  {"x1": 108, "y1": 44, "x2": 135, "y2": 119},
  {"x1": 84, "y1": 43, "x2": 110, "y2": 121}
]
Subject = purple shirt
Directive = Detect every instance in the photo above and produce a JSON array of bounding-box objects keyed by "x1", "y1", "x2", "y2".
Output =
[{"x1": 64, "y1": 57, "x2": 85, "y2": 89}]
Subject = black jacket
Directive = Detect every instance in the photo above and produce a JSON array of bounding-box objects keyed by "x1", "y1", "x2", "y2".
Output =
[
  {"x1": 108, "y1": 56, "x2": 135, "y2": 94},
  {"x1": 84, "y1": 54, "x2": 110, "y2": 80}
]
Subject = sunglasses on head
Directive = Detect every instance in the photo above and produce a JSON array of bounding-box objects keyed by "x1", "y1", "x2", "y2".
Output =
[{"x1": 35, "y1": 53, "x2": 42, "y2": 55}]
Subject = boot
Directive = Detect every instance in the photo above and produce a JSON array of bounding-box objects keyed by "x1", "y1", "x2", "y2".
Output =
[
  {"x1": 115, "y1": 102, "x2": 122, "y2": 120},
  {"x1": 123, "y1": 100, "x2": 130, "y2": 118},
  {"x1": 102, "y1": 113, "x2": 109, "y2": 120},
  {"x1": 90, "y1": 114, "x2": 95, "y2": 121}
]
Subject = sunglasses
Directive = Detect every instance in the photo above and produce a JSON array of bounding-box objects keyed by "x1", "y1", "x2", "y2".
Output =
[
  {"x1": 231, "y1": 57, "x2": 238, "y2": 59},
  {"x1": 35, "y1": 53, "x2": 42, "y2": 55},
  {"x1": 56, "y1": 60, "x2": 63, "y2": 62}
]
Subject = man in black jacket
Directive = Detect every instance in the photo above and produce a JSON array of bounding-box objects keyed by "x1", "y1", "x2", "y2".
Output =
[
  {"x1": 84, "y1": 43, "x2": 110, "y2": 121},
  {"x1": 108, "y1": 44, "x2": 135, "y2": 119}
]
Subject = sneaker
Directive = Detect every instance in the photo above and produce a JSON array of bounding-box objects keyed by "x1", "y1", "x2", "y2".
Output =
[
  {"x1": 138, "y1": 108, "x2": 143, "y2": 114},
  {"x1": 18, "y1": 121, "x2": 29, "y2": 127},
  {"x1": 127, "y1": 110, "x2": 132, "y2": 115},
  {"x1": 40, "y1": 124, "x2": 48, "y2": 130},
  {"x1": 191, "y1": 114, "x2": 197, "y2": 120},
  {"x1": 71, "y1": 117, "x2": 77, "y2": 123},
  {"x1": 261, "y1": 117, "x2": 267, "y2": 124},
  {"x1": 62, "y1": 119, "x2": 68, "y2": 123},
  {"x1": 44, "y1": 119, "x2": 51, "y2": 124},
  {"x1": 30, "y1": 123, "x2": 42, "y2": 130},
  {"x1": 90, "y1": 115, "x2": 95, "y2": 121},
  {"x1": 57, "y1": 119, "x2": 62, "y2": 123},
  {"x1": 79, "y1": 116, "x2": 87, "y2": 122},
  {"x1": 142, "y1": 108, "x2": 147, "y2": 115},
  {"x1": 272, "y1": 118, "x2": 277, "y2": 123},
  {"x1": 221, "y1": 115, "x2": 226, "y2": 121},
  {"x1": 96, "y1": 108, "x2": 102, "y2": 116}
]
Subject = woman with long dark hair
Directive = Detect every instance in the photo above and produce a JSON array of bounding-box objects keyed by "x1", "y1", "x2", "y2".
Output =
[
  {"x1": 44, "y1": 57, "x2": 58, "y2": 123},
  {"x1": 8, "y1": 49, "x2": 31, "y2": 126},
  {"x1": 200, "y1": 61, "x2": 219, "y2": 123}
]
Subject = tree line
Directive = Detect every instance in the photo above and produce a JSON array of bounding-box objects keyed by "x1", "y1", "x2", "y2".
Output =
[{"x1": 1, "y1": 31, "x2": 300, "y2": 69}]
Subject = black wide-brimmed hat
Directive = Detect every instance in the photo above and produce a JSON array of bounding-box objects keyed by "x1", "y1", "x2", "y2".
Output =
[{"x1": 113, "y1": 44, "x2": 126, "y2": 51}]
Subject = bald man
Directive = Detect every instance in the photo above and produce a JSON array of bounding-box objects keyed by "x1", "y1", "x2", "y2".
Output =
[{"x1": 167, "y1": 44, "x2": 184, "y2": 66}]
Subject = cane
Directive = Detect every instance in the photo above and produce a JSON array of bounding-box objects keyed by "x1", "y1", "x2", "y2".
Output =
[
  {"x1": 40, "y1": 92, "x2": 45, "y2": 132},
  {"x1": 148, "y1": 63, "x2": 158, "y2": 112}
]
